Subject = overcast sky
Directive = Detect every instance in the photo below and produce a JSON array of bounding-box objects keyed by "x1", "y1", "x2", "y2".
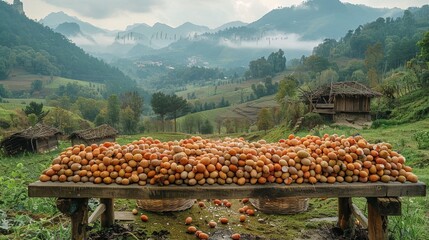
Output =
[{"x1": 6, "y1": 0, "x2": 429, "y2": 30}]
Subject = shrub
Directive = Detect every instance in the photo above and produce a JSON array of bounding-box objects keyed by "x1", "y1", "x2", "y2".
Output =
[
  {"x1": 413, "y1": 131, "x2": 429, "y2": 149},
  {"x1": 300, "y1": 113, "x2": 324, "y2": 130}
]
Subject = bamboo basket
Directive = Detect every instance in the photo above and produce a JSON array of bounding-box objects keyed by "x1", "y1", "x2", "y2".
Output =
[
  {"x1": 137, "y1": 199, "x2": 195, "y2": 212},
  {"x1": 249, "y1": 197, "x2": 309, "y2": 214}
]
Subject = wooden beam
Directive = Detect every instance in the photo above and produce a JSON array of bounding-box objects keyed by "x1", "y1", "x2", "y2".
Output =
[
  {"x1": 100, "y1": 198, "x2": 114, "y2": 227},
  {"x1": 351, "y1": 203, "x2": 368, "y2": 229},
  {"x1": 88, "y1": 203, "x2": 106, "y2": 224},
  {"x1": 367, "y1": 197, "x2": 401, "y2": 216},
  {"x1": 28, "y1": 181, "x2": 427, "y2": 200},
  {"x1": 367, "y1": 197, "x2": 389, "y2": 240}
]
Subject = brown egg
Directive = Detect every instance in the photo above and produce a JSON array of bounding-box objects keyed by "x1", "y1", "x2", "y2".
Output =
[
  {"x1": 140, "y1": 214, "x2": 148, "y2": 222},
  {"x1": 239, "y1": 215, "x2": 246, "y2": 222},
  {"x1": 185, "y1": 217, "x2": 193, "y2": 225},
  {"x1": 246, "y1": 209, "x2": 255, "y2": 216},
  {"x1": 219, "y1": 217, "x2": 228, "y2": 224},
  {"x1": 132, "y1": 209, "x2": 138, "y2": 215},
  {"x1": 187, "y1": 226, "x2": 197, "y2": 234},
  {"x1": 208, "y1": 221, "x2": 217, "y2": 228},
  {"x1": 231, "y1": 233, "x2": 241, "y2": 240}
]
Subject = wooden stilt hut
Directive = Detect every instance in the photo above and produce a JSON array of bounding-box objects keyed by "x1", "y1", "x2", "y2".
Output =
[{"x1": 301, "y1": 81, "x2": 382, "y2": 123}]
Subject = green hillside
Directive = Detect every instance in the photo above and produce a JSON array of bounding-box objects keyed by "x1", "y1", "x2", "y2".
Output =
[{"x1": 0, "y1": 1, "x2": 135, "y2": 94}]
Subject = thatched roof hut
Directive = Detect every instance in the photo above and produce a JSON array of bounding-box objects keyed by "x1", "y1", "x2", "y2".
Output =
[
  {"x1": 68, "y1": 124, "x2": 118, "y2": 146},
  {"x1": 0, "y1": 123, "x2": 62, "y2": 155},
  {"x1": 301, "y1": 81, "x2": 382, "y2": 122}
]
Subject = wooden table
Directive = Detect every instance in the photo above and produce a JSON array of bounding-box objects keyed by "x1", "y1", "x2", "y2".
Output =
[{"x1": 28, "y1": 181, "x2": 426, "y2": 240}]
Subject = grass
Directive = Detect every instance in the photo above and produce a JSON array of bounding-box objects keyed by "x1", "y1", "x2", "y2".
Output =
[
  {"x1": 0, "y1": 124, "x2": 427, "y2": 239},
  {"x1": 175, "y1": 71, "x2": 288, "y2": 107},
  {"x1": 2, "y1": 69, "x2": 105, "y2": 91}
]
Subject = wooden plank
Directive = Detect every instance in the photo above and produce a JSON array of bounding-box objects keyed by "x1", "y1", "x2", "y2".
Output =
[
  {"x1": 28, "y1": 182, "x2": 426, "y2": 199},
  {"x1": 351, "y1": 203, "x2": 368, "y2": 229},
  {"x1": 368, "y1": 197, "x2": 389, "y2": 240},
  {"x1": 313, "y1": 108, "x2": 335, "y2": 114},
  {"x1": 88, "y1": 203, "x2": 106, "y2": 224},
  {"x1": 367, "y1": 197, "x2": 401, "y2": 216},
  {"x1": 114, "y1": 211, "x2": 136, "y2": 221},
  {"x1": 315, "y1": 103, "x2": 334, "y2": 108},
  {"x1": 100, "y1": 198, "x2": 114, "y2": 227}
]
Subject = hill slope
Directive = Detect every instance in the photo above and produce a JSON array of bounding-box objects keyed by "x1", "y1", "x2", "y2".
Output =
[{"x1": 0, "y1": 1, "x2": 135, "y2": 94}]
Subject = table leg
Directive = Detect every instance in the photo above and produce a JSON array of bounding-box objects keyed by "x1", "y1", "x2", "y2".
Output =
[
  {"x1": 367, "y1": 197, "x2": 389, "y2": 240},
  {"x1": 100, "y1": 198, "x2": 114, "y2": 227},
  {"x1": 56, "y1": 198, "x2": 89, "y2": 240},
  {"x1": 338, "y1": 197, "x2": 354, "y2": 237}
]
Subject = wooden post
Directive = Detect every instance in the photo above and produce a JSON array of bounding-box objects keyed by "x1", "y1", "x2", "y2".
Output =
[
  {"x1": 367, "y1": 197, "x2": 392, "y2": 240},
  {"x1": 100, "y1": 198, "x2": 114, "y2": 227},
  {"x1": 338, "y1": 197, "x2": 354, "y2": 237},
  {"x1": 56, "y1": 198, "x2": 89, "y2": 240}
]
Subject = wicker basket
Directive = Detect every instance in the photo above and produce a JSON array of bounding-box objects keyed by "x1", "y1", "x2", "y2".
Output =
[
  {"x1": 137, "y1": 199, "x2": 195, "y2": 212},
  {"x1": 249, "y1": 197, "x2": 309, "y2": 214}
]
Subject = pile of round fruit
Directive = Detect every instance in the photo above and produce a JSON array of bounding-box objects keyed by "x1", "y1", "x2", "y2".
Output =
[{"x1": 39, "y1": 134, "x2": 419, "y2": 185}]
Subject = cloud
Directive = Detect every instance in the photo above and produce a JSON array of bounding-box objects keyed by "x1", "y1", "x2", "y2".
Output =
[
  {"x1": 219, "y1": 32, "x2": 322, "y2": 51},
  {"x1": 41, "y1": 0, "x2": 162, "y2": 18}
]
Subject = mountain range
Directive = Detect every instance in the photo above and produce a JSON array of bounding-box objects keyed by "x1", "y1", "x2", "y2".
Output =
[{"x1": 39, "y1": 0, "x2": 403, "y2": 67}]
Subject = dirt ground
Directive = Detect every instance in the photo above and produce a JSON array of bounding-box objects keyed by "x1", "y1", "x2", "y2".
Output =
[{"x1": 87, "y1": 223, "x2": 369, "y2": 240}]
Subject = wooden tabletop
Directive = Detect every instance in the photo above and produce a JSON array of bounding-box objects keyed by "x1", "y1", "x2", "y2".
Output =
[{"x1": 28, "y1": 181, "x2": 426, "y2": 199}]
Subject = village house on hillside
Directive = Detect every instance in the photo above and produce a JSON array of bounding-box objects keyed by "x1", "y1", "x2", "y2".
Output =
[
  {"x1": 68, "y1": 124, "x2": 118, "y2": 146},
  {"x1": 0, "y1": 123, "x2": 61, "y2": 155},
  {"x1": 302, "y1": 81, "x2": 382, "y2": 123}
]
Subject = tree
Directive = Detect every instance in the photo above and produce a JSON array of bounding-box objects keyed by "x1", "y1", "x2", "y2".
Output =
[
  {"x1": 107, "y1": 94, "x2": 120, "y2": 128},
  {"x1": 303, "y1": 55, "x2": 330, "y2": 73},
  {"x1": 0, "y1": 84, "x2": 10, "y2": 98},
  {"x1": 418, "y1": 31, "x2": 429, "y2": 61},
  {"x1": 166, "y1": 94, "x2": 189, "y2": 132},
  {"x1": 365, "y1": 43, "x2": 384, "y2": 87},
  {"x1": 22, "y1": 101, "x2": 48, "y2": 122},
  {"x1": 200, "y1": 119, "x2": 213, "y2": 134},
  {"x1": 257, "y1": 108, "x2": 273, "y2": 133},
  {"x1": 30, "y1": 80, "x2": 43, "y2": 93},
  {"x1": 121, "y1": 91, "x2": 144, "y2": 126},
  {"x1": 74, "y1": 97, "x2": 104, "y2": 122},
  {"x1": 151, "y1": 92, "x2": 170, "y2": 131},
  {"x1": 275, "y1": 76, "x2": 298, "y2": 104},
  {"x1": 120, "y1": 106, "x2": 138, "y2": 134},
  {"x1": 267, "y1": 49, "x2": 286, "y2": 73}
]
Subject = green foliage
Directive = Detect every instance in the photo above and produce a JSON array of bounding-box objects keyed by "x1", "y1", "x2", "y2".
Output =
[
  {"x1": 248, "y1": 49, "x2": 286, "y2": 78},
  {"x1": 151, "y1": 92, "x2": 189, "y2": 132},
  {"x1": 200, "y1": 119, "x2": 214, "y2": 134},
  {"x1": 0, "y1": 45, "x2": 13, "y2": 79},
  {"x1": 0, "y1": 1, "x2": 137, "y2": 94},
  {"x1": 22, "y1": 101, "x2": 48, "y2": 122},
  {"x1": 276, "y1": 76, "x2": 298, "y2": 104},
  {"x1": 151, "y1": 92, "x2": 170, "y2": 123},
  {"x1": 418, "y1": 31, "x2": 429, "y2": 61},
  {"x1": 30, "y1": 80, "x2": 43, "y2": 93},
  {"x1": 257, "y1": 108, "x2": 274, "y2": 133},
  {"x1": 44, "y1": 107, "x2": 91, "y2": 134},
  {"x1": 300, "y1": 113, "x2": 324, "y2": 131},
  {"x1": 106, "y1": 95, "x2": 120, "y2": 128},
  {"x1": 302, "y1": 55, "x2": 330, "y2": 73},
  {"x1": 0, "y1": 84, "x2": 10, "y2": 98},
  {"x1": 121, "y1": 91, "x2": 144, "y2": 117},
  {"x1": 413, "y1": 131, "x2": 429, "y2": 149},
  {"x1": 120, "y1": 106, "x2": 138, "y2": 134},
  {"x1": 251, "y1": 77, "x2": 279, "y2": 99}
]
